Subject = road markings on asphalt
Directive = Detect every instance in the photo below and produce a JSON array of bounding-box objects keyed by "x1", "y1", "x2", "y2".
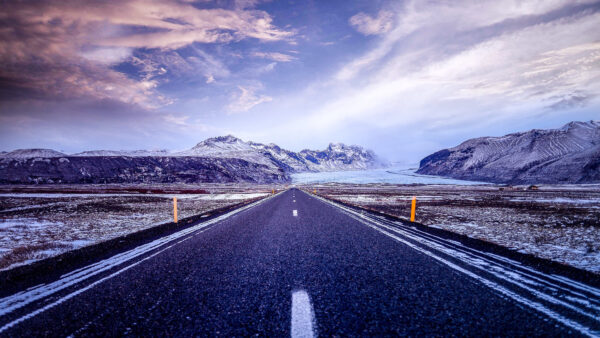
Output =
[
  {"x1": 0, "y1": 194, "x2": 278, "y2": 334},
  {"x1": 291, "y1": 290, "x2": 315, "y2": 338},
  {"x1": 311, "y1": 193, "x2": 600, "y2": 337},
  {"x1": 293, "y1": 200, "x2": 296, "y2": 203},
  {"x1": 293, "y1": 210, "x2": 298, "y2": 217}
]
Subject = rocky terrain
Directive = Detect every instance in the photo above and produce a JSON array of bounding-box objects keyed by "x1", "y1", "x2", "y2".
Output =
[
  {"x1": 0, "y1": 156, "x2": 287, "y2": 184},
  {"x1": 417, "y1": 121, "x2": 600, "y2": 184},
  {"x1": 0, "y1": 136, "x2": 384, "y2": 184}
]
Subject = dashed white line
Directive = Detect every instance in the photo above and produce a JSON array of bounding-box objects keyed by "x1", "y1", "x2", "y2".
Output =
[
  {"x1": 291, "y1": 290, "x2": 316, "y2": 338},
  {"x1": 293, "y1": 210, "x2": 298, "y2": 217}
]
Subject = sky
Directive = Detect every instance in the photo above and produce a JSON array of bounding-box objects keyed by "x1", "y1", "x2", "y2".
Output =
[{"x1": 0, "y1": 0, "x2": 599, "y2": 164}]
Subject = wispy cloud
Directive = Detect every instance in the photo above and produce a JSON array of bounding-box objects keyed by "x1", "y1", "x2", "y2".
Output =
[
  {"x1": 349, "y1": 10, "x2": 394, "y2": 35},
  {"x1": 251, "y1": 52, "x2": 296, "y2": 62},
  {"x1": 315, "y1": 0, "x2": 600, "y2": 131},
  {"x1": 227, "y1": 86, "x2": 272, "y2": 113}
]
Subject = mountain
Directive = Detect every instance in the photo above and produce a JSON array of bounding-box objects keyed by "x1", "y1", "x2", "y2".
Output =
[
  {"x1": 417, "y1": 121, "x2": 600, "y2": 184},
  {"x1": 0, "y1": 157, "x2": 287, "y2": 184},
  {"x1": 176, "y1": 135, "x2": 386, "y2": 173},
  {"x1": 3, "y1": 149, "x2": 67, "y2": 158},
  {"x1": 73, "y1": 149, "x2": 171, "y2": 157},
  {"x1": 0, "y1": 136, "x2": 384, "y2": 184}
]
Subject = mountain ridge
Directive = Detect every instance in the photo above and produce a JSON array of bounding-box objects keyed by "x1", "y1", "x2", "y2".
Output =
[
  {"x1": 0, "y1": 136, "x2": 386, "y2": 184},
  {"x1": 417, "y1": 120, "x2": 600, "y2": 184}
]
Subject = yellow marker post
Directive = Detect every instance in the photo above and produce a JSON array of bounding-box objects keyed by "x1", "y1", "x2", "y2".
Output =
[
  {"x1": 410, "y1": 196, "x2": 416, "y2": 222},
  {"x1": 173, "y1": 197, "x2": 178, "y2": 223},
  {"x1": 272, "y1": 189, "x2": 275, "y2": 194},
  {"x1": 313, "y1": 189, "x2": 316, "y2": 194}
]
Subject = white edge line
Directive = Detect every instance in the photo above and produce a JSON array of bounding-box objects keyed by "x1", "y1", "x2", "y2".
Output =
[
  {"x1": 310, "y1": 192, "x2": 597, "y2": 337},
  {"x1": 0, "y1": 192, "x2": 280, "y2": 330}
]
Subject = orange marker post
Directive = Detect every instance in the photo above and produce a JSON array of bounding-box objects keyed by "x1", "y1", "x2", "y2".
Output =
[
  {"x1": 272, "y1": 189, "x2": 275, "y2": 194},
  {"x1": 410, "y1": 196, "x2": 416, "y2": 222},
  {"x1": 173, "y1": 197, "x2": 178, "y2": 223},
  {"x1": 313, "y1": 189, "x2": 316, "y2": 194}
]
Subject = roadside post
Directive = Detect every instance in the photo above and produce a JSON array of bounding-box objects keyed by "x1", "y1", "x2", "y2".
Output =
[
  {"x1": 410, "y1": 196, "x2": 416, "y2": 222},
  {"x1": 173, "y1": 197, "x2": 178, "y2": 223}
]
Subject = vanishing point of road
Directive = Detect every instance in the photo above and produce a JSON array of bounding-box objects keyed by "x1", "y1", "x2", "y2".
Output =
[{"x1": 1, "y1": 189, "x2": 599, "y2": 336}]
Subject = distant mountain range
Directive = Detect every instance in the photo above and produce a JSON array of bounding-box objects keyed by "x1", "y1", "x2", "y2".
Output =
[
  {"x1": 0, "y1": 136, "x2": 385, "y2": 184},
  {"x1": 417, "y1": 121, "x2": 600, "y2": 184}
]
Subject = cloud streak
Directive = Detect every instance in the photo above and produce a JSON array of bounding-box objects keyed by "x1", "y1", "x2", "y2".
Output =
[
  {"x1": 227, "y1": 86, "x2": 272, "y2": 113},
  {"x1": 251, "y1": 52, "x2": 296, "y2": 62},
  {"x1": 349, "y1": 10, "x2": 394, "y2": 35},
  {"x1": 314, "y1": 0, "x2": 600, "y2": 132}
]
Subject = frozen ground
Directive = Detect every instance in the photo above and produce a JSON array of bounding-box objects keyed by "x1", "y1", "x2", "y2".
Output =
[
  {"x1": 0, "y1": 184, "x2": 272, "y2": 271},
  {"x1": 291, "y1": 167, "x2": 490, "y2": 185},
  {"x1": 312, "y1": 183, "x2": 600, "y2": 274}
]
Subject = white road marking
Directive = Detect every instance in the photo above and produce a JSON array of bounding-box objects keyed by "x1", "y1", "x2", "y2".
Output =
[
  {"x1": 0, "y1": 194, "x2": 278, "y2": 333},
  {"x1": 291, "y1": 290, "x2": 316, "y2": 338},
  {"x1": 293, "y1": 210, "x2": 298, "y2": 217},
  {"x1": 311, "y1": 193, "x2": 600, "y2": 337},
  {"x1": 293, "y1": 200, "x2": 296, "y2": 203}
]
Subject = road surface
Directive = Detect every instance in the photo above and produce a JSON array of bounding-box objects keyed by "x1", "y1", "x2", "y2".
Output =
[{"x1": 1, "y1": 189, "x2": 599, "y2": 336}]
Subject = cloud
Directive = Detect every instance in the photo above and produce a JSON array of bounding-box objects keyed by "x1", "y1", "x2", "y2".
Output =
[
  {"x1": 163, "y1": 114, "x2": 190, "y2": 126},
  {"x1": 546, "y1": 91, "x2": 594, "y2": 110},
  {"x1": 234, "y1": 0, "x2": 272, "y2": 10},
  {"x1": 295, "y1": 0, "x2": 600, "y2": 136},
  {"x1": 349, "y1": 10, "x2": 394, "y2": 35},
  {"x1": 0, "y1": 0, "x2": 292, "y2": 109},
  {"x1": 80, "y1": 47, "x2": 133, "y2": 65},
  {"x1": 338, "y1": 0, "x2": 599, "y2": 81},
  {"x1": 227, "y1": 86, "x2": 272, "y2": 113},
  {"x1": 251, "y1": 52, "x2": 296, "y2": 62},
  {"x1": 130, "y1": 48, "x2": 229, "y2": 85}
]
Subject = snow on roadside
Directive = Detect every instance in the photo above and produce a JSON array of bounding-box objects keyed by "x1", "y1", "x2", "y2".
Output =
[
  {"x1": 0, "y1": 191, "x2": 267, "y2": 271},
  {"x1": 320, "y1": 185, "x2": 600, "y2": 274}
]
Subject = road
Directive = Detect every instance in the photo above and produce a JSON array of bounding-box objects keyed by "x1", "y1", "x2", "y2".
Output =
[{"x1": 1, "y1": 188, "x2": 599, "y2": 336}]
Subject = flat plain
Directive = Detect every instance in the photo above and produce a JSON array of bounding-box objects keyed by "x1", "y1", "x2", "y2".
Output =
[{"x1": 0, "y1": 184, "x2": 273, "y2": 270}]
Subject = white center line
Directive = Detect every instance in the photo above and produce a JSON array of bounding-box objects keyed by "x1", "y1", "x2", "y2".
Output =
[
  {"x1": 293, "y1": 200, "x2": 296, "y2": 203},
  {"x1": 291, "y1": 290, "x2": 316, "y2": 338},
  {"x1": 293, "y1": 210, "x2": 298, "y2": 217}
]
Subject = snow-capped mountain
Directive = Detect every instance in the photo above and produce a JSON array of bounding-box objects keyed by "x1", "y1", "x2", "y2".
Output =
[
  {"x1": 2, "y1": 149, "x2": 67, "y2": 158},
  {"x1": 299, "y1": 143, "x2": 383, "y2": 171},
  {"x1": 0, "y1": 136, "x2": 385, "y2": 184},
  {"x1": 175, "y1": 135, "x2": 386, "y2": 173},
  {"x1": 73, "y1": 149, "x2": 171, "y2": 157},
  {"x1": 417, "y1": 121, "x2": 600, "y2": 184}
]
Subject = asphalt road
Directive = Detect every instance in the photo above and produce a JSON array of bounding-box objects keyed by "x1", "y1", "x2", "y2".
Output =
[{"x1": 1, "y1": 188, "x2": 599, "y2": 336}]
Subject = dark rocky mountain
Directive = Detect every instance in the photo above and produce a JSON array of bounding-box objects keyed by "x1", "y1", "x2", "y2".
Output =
[
  {"x1": 0, "y1": 136, "x2": 384, "y2": 184},
  {"x1": 0, "y1": 157, "x2": 287, "y2": 184},
  {"x1": 417, "y1": 121, "x2": 600, "y2": 184},
  {"x1": 3, "y1": 149, "x2": 67, "y2": 158}
]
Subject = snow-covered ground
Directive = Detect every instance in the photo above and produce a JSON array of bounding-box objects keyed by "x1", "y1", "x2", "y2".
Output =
[
  {"x1": 291, "y1": 167, "x2": 489, "y2": 185},
  {"x1": 0, "y1": 188, "x2": 269, "y2": 271},
  {"x1": 315, "y1": 184, "x2": 600, "y2": 274}
]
